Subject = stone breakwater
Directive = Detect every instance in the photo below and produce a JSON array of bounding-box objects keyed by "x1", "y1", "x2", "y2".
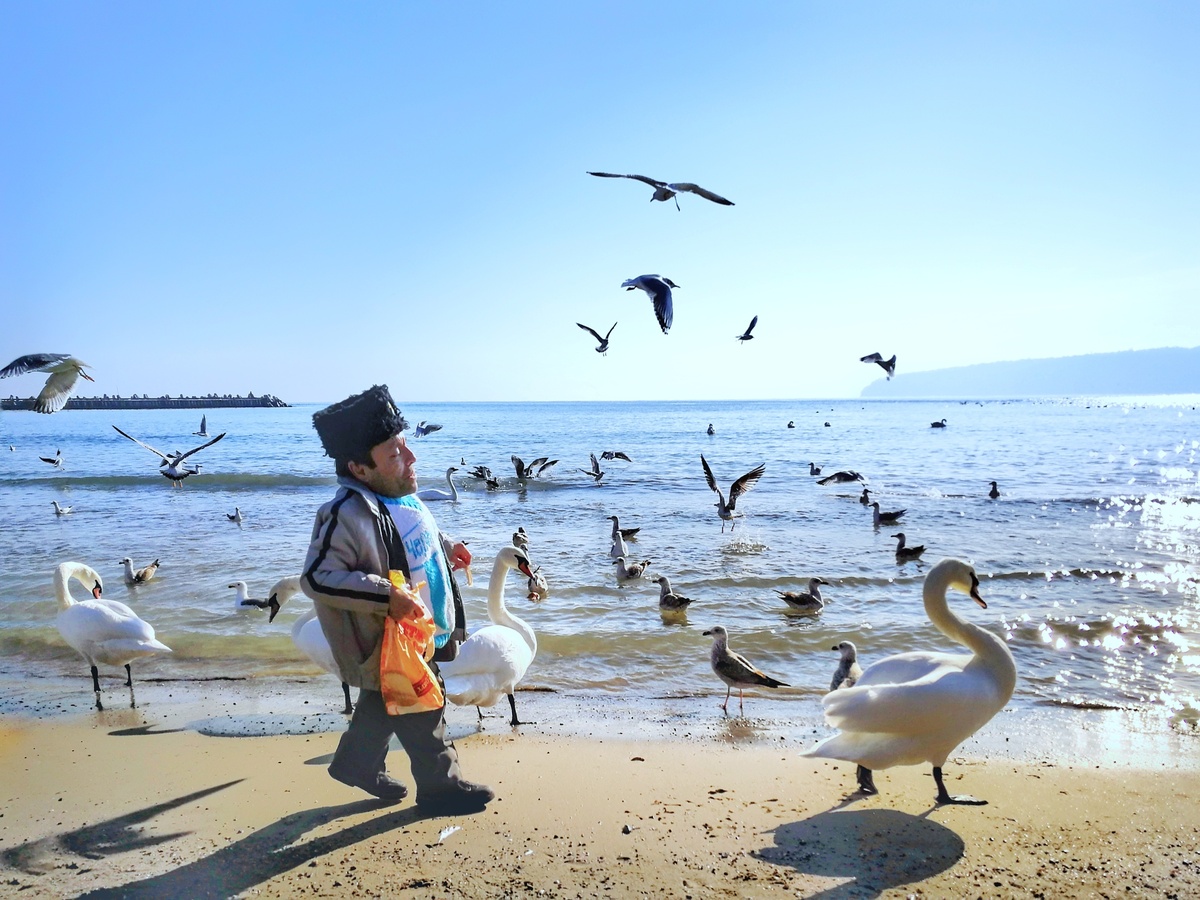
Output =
[{"x1": 1, "y1": 394, "x2": 289, "y2": 410}]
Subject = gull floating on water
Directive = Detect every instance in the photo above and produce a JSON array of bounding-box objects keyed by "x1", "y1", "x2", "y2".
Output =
[
  {"x1": 735, "y1": 315, "x2": 758, "y2": 343},
  {"x1": 0, "y1": 353, "x2": 95, "y2": 413},
  {"x1": 702, "y1": 624, "x2": 788, "y2": 715},
  {"x1": 40, "y1": 449, "x2": 64, "y2": 469},
  {"x1": 801, "y1": 559, "x2": 1016, "y2": 805},
  {"x1": 120, "y1": 557, "x2": 160, "y2": 585},
  {"x1": 871, "y1": 501, "x2": 906, "y2": 527},
  {"x1": 860, "y1": 352, "x2": 897, "y2": 380},
  {"x1": 816, "y1": 470, "x2": 863, "y2": 485},
  {"x1": 893, "y1": 532, "x2": 926, "y2": 562},
  {"x1": 586, "y1": 171, "x2": 735, "y2": 209},
  {"x1": 654, "y1": 575, "x2": 693, "y2": 611},
  {"x1": 227, "y1": 580, "x2": 272, "y2": 611},
  {"x1": 51, "y1": 500, "x2": 73, "y2": 516},
  {"x1": 417, "y1": 467, "x2": 460, "y2": 501},
  {"x1": 701, "y1": 454, "x2": 765, "y2": 532},
  {"x1": 775, "y1": 578, "x2": 829, "y2": 614},
  {"x1": 829, "y1": 640, "x2": 863, "y2": 691},
  {"x1": 706, "y1": 424, "x2": 715, "y2": 435},
  {"x1": 787, "y1": 421, "x2": 795, "y2": 428},
  {"x1": 112, "y1": 426, "x2": 226, "y2": 487},
  {"x1": 576, "y1": 321, "x2": 617, "y2": 355},
  {"x1": 859, "y1": 487, "x2": 872, "y2": 505},
  {"x1": 612, "y1": 556, "x2": 651, "y2": 580},
  {"x1": 227, "y1": 507, "x2": 243, "y2": 524},
  {"x1": 607, "y1": 514, "x2": 639, "y2": 541},
  {"x1": 621, "y1": 275, "x2": 678, "y2": 334},
  {"x1": 808, "y1": 462, "x2": 822, "y2": 475},
  {"x1": 989, "y1": 481, "x2": 1001, "y2": 500},
  {"x1": 609, "y1": 529, "x2": 629, "y2": 560},
  {"x1": 53, "y1": 561, "x2": 171, "y2": 710}
]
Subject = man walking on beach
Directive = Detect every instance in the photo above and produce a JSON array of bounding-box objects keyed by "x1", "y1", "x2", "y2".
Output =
[{"x1": 302, "y1": 384, "x2": 494, "y2": 814}]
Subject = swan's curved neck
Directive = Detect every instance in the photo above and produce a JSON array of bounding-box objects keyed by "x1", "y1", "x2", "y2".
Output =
[
  {"x1": 54, "y1": 565, "x2": 90, "y2": 611},
  {"x1": 487, "y1": 556, "x2": 536, "y2": 653},
  {"x1": 445, "y1": 469, "x2": 458, "y2": 500},
  {"x1": 923, "y1": 570, "x2": 1010, "y2": 666}
]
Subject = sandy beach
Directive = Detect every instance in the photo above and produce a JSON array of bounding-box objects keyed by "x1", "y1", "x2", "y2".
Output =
[{"x1": 2, "y1": 684, "x2": 1199, "y2": 900}]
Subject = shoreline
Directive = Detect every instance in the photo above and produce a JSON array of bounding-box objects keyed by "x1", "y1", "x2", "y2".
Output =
[{"x1": 2, "y1": 710, "x2": 1199, "y2": 898}]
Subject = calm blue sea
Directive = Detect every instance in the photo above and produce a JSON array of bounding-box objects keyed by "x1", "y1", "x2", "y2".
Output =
[{"x1": 2, "y1": 397, "x2": 1199, "y2": 763}]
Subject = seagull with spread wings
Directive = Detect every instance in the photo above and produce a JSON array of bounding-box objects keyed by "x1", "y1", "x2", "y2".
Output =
[
  {"x1": 700, "y1": 454, "x2": 766, "y2": 532},
  {"x1": 736, "y1": 315, "x2": 758, "y2": 343},
  {"x1": 576, "y1": 321, "x2": 617, "y2": 355},
  {"x1": 112, "y1": 425, "x2": 225, "y2": 487},
  {"x1": 621, "y1": 275, "x2": 678, "y2": 334},
  {"x1": 860, "y1": 352, "x2": 897, "y2": 380},
  {"x1": 0, "y1": 353, "x2": 95, "y2": 413},
  {"x1": 587, "y1": 172, "x2": 735, "y2": 209}
]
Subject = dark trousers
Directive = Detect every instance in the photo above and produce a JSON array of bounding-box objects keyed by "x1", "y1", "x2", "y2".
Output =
[{"x1": 329, "y1": 677, "x2": 462, "y2": 795}]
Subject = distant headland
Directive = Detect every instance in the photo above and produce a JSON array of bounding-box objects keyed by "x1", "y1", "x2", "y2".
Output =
[{"x1": 1, "y1": 393, "x2": 290, "y2": 411}]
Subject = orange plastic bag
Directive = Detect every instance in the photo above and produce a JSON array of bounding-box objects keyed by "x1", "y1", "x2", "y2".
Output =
[{"x1": 380, "y1": 572, "x2": 444, "y2": 714}]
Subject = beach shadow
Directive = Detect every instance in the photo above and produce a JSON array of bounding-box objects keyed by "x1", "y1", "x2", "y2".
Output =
[
  {"x1": 1, "y1": 780, "x2": 243, "y2": 875},
  {"x1": 754, "y1": 808, "x2": 963, "y2": 899},
  {"x1": 71, "y1": 794, "x2": 426, "y2": 899}
]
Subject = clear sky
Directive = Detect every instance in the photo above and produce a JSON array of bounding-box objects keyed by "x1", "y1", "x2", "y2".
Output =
[{"x1": 2, "y1": 2, "x2": 1197, "y2": 403}]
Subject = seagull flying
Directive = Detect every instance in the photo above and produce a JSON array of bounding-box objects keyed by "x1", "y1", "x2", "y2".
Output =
[
  {"x1": 600, "y1": 451, "x2": 632, "y2": 462},
  {"x1": 40, "y1": 449, "x2": 64, "y2": 469},
  {"x1": 860, "y1": 352, "x2": 897, "y2": 380},
  {"x1": 413, "y1": 421, "x2": 443, "y2": 438},
  {"x1": 736, "y1": 315, "x2": 758, "y2": 343},
  {"x1": 193, "y1": 415, "x2": 208, "y2": 437},
  {"x1": 621, "y1": 275, "x2": 678, "y2": 334},
  {"x1": 112, "y1": 426, "x2": 225, "y2": 487},
  {"x1": 577, "y1": 322, "x2": 617, "y2": 355},
  {"x1": 701, "y1": 454, "x2": 765, "y2": 532},
  {"x1": 580, "y1": 452, "x2": 604, "y2": 482},
  {"x1": 512, "y1": 455, "x2": 557, "y2": 482},
  {"x1": 586, "y1": 172, "x2": 735, "y2": 209},
  {"x1": 0, "y1": 353, "x2": 95, "y2": 413}
]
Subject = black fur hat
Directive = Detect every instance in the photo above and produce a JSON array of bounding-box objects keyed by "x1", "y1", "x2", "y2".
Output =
[{"x1": 312, "y1": 384, "x2": 408, "y2": 461}]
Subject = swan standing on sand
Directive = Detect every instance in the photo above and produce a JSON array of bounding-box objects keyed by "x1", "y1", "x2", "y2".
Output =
[
  {"x1": 775, "y1": 578, "x2": 830, "y2": 614},
  {"x1": 438, "y1": 546, "x2": 537, "y2": 727},
  {"x1": 702, "y1": 625, "x2": 788, "y2": 714},
  {"x1": 416, "y1": 466, "x2": 460, "y2": 501},
  {"x1": 265, "y1": 575, "x2": 354, "y2": 714},
  {"x1": 120, "y1": 557, "x2": 160, "y2": 585},
  {"x1": 53, "y1": 562, "x2": 172, "y2": 710},
  {"x1": 802, "y1": 559, "x2": 1017, "y2": 805}
]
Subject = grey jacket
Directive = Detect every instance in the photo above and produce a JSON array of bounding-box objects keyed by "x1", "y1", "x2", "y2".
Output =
[{"x1": 301, "y1": 477, "x2": 452, "y2": 691}]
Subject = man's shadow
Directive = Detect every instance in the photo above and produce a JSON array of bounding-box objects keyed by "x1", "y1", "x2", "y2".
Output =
[
  {"x1": 1, "y1": 778, "x2": 429, "y2": 899},
  {"x1": 754, "y1": 806, "x2": 964, "y2": 899}
]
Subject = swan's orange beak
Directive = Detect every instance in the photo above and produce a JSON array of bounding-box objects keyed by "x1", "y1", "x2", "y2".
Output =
[
  {"x1": 970, "y1": 578, "x2": 986, "y2": 608},
  {"x1": 92, "y1": 582, "x2": 102, "y2": 599}
]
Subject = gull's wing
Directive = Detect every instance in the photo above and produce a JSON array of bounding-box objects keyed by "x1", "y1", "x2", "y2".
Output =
[
  {"x1": 728, "y1": 463, "x2": 766, "y2": 505},
  {"x1": 174, "y1": 432, "x2": 226, "y2": 463},
  {"x1": 1, "y1": 353, "x2": 71, "y2": 378},
  {"x1": 112, "y1": 425, "x2": 170, "y2": 462},
  {"x1": 587, "y1": 171, "x2": 667, "y2": 189},
  {"x1": 746, "y1": 315, "x2": 758, "y2": 336},
  {"x1": 669, "y1": 182, "x2": 735, "y2": 206},
  {"x1": 528, "y1": 456, "x2": 549, "y2": 470},
  {"x1": 860, "y1": 352, "x2": 883, "y2": 364},
  {"x1": 613, "y1": 451, "x2": 632, "y2": 462},
  {"x1": 603, "y1": 322, "x2": 617, "y2": 340},
  {"x1": 34, "y1": 368, "x2": 85, "y2": 413},
  {"x1": 39, "y1": 455, "x2": 58, "y2": 464},
  {"x1": 576, "y1": 322, "x2": 604, "y2": 343},
  {"x1": 640, "y1": 277, "x2": 674, "y2": 334},
  {"x1": 700, "y1": 454, "x2": 721, "y2": 496},
  {"x1": 535, "y1": 458, "x2": 558, "y2": 475},
  {"x1": 590, "y1": 452, "x2": 601, "y2": 474},
  {"x1": 511, "y1": 455, "x2": 525, "y2": 477}
]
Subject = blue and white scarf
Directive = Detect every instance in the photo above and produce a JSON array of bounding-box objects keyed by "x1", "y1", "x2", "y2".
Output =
[{"x1": 377, "y1": 494, "x2": 452, "y2": 648}]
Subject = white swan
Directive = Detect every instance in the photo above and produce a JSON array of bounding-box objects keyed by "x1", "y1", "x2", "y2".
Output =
[
  {"x1": 264, "y1": 576, "x2": 353, "y2": 714},
  {"x1": 801, "y1": 558, "x2": 1017, "y2": 805},
  {"x1": 53, "y1": 561, "x2": 171, "y2": 710},
  {"x1": 437, "y1": 546, "x2": 536, "y2": 727},
  {"x1": 416, "y1": 466, "x2": 460, "y2": 501}
]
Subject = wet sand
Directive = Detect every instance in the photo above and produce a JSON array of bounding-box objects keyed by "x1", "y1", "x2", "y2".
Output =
[{"x1": 2, "y1": 685, "x2": 1199, "y2": 898}]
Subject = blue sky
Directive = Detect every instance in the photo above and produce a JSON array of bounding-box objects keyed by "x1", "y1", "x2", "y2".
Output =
[{"x1": 2, "y1": 2, "x2": 1197, "y2": 402}]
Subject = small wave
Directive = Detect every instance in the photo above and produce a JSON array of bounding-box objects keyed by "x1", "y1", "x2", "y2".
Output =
[{"x1": 0, "y1": 473, "x2": 336, "y2": 490}]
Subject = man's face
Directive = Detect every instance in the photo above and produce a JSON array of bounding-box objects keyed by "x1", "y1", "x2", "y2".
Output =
[{"x1": 352, "y1": 433, "x2": 417, "y2": 498}]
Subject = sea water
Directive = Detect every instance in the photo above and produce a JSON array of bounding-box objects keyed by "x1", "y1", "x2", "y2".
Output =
[{"x1": 2, "y1": 398, "x2": 1198, "y2": 763}]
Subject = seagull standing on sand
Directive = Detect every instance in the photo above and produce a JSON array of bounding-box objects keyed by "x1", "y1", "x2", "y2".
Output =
[
  {"x1": 40, "y1": 450, "x2": 64, "y2": 469},
  {"x1": 893, "y1": 532, "x2": 926, "y2": 562},
  {"x1": 621, "y1": 275, "x2": 678, "y2": 334},
  {"x1": 576, "y1": 322, "x2": 617, "y2": 355},
  {"x1": 120, "y1": 557, "x2": 160, "y2": 585},
  {"x1": 736, "y1": 315, "x2": 758, "y2": 343},
  {"x1": 775, "y1": 578, "x2": 830, "y2": 614},
  {"x1": 871, "y1": 501, "x2": 907, "y2": 527},
  {"x1": 829, "y1": 641, "x2": 863, "y2": 691},
  {"x1": 51, "y1": 500, "x2": 73, "y2": 516},
  {"x1": 586, "y1": 171, "x2": 735, "y2": 209},
  {"x1": 702, "y1": 625, "x2": 788, "y2": 715},
  {"x1": 701, "y1": 454, "x2": 765, "y2": 532},
  {"x1": 0, "y1": 353, "x2": 94, "y2": 413},
  {"x1": 654, "y1": 576, "x2": 693, "y2": 611},
  {"x1": 112, "y1": 426, "x2": 226, "y2": 487},
  {"x1": 989, "y1": 481, "x2": 1001, "y2": 500},
  {"x1": 860, "y1": 352, "x2": 897, "y2": 380}
]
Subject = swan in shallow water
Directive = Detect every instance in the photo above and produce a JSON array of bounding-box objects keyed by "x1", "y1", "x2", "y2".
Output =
[
  {"x1": 53, "y1": 561, "x2": 171, "y2": 709},
  {"x1": 802, "y1": 558, "x2": 1017, "y2": 805},
  {"x1": 265, "y1": 575, "x2": 353, "y2": 713},
  {"x1": 437, "y1": 546, "x2": 536, "y2": 727},
  {"x1": 416, "y1": 466, "x2": 460, "y2": 501}
]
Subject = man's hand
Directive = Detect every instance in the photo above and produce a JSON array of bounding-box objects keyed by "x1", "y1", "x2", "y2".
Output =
[
  {"x1": 448, "y1": 541, "x2": 472, "y2": 572},
  {"x1": 388, "y1": 582, "x2": 422, "y2": 620}
]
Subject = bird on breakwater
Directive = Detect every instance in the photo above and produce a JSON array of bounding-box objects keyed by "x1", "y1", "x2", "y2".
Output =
[
  {"x1": 702, "y1": 625, "x2": 788, "y2": 715},
  {"x1": 0, "y1": 353, "x2": 95, "y2": 413},
  {"x1": 586, "y1": 171, "x2": 734, "y2": 209}
]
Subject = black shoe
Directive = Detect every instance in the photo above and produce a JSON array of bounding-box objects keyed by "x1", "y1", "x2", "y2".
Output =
[
  {"x1": 329, "y1": 768, "x2": 408, "y2": 803},
  {"x1": 416, "y1": 780, "x2": 495, "y2": 815}
]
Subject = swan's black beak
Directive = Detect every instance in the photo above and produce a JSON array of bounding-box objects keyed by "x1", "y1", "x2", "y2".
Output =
[
  {"x1": 267, "y1": 594, "x2": 281, "y2": 623},
  {"x1": 969, "y1": 574, "x2": 986, "y2": 608},
  {"x1": 92, "y1": 581, "x2": 102, "y2": 599}
]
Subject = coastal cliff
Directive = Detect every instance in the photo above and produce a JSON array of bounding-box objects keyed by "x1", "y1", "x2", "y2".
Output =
[{"x1": 0, "y1": 393, "x2": 290, "y2": 411}]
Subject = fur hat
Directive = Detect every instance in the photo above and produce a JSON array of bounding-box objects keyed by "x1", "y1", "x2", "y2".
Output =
[{"x1": 312, "y1": 384, "x2": 408, "y2": 461}]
